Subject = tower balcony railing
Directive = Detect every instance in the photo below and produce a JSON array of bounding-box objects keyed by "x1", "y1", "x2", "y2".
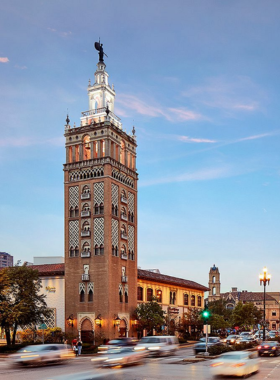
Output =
[
  {"x1": 120, "y1": 213, "x2": 128, "y2": 221},
  {"x1": 121, "y1": 276, "x2": 128, "y2": 283},
  {"x1": 121, "y1": 196, "x2": 128, "y2": 204},
  {"x1": 81, "y1": 193, "x2": 90, "y2": 200},
  {"x1": 82, "y1": 274, "x2": 90, "y2": 281},
  {"x1": 121, "y1": 252, "x2": 128, "y2": 260},
  {"x1": 121, "y1": 232, "x2": 128, "y2": 240},
  {"x1": 81, "y1": 107, "x2": 121, "y2": 123},
  {"x1": 81, "y1": 210, "x2": 91, "y2": 217},
  {"x1": 81, "y1": 251, "x2": 91, "y2": 258},
  {"x1": 81, "y1": 230, "x2": 91, "y2": 237}
]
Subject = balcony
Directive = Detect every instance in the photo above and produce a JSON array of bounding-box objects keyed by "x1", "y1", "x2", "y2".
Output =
[
  {"x1": 121, "y1": 232, "x2": 128, "y2": 240},
  {"x1": 121, "y1": 276, "x2": 128, "y2": 283},
  {"x1": 121, "y1": 252, "x2": 128, "y2": 260},
  {"x1": 82, "y1": 274, "x2": 90, "y2": 281},
  {"x1": 120, "y1": 213, "x2": 128, "y2": 221},
  {"x1": 81, "y1": 193, "x2": 90, "y2": 200},
  {"x1": 81, "y1": 230, "x2": 91, "y2": 237},
  {"x1": 81, "y1": 210, "x2": 91, "y2": 217},
  {"x1": 81, "y1": 251, "x2": 91, "y2": 258},
  {"x1": 121, "y1": 196, "x2": 128, "y2": 204}
]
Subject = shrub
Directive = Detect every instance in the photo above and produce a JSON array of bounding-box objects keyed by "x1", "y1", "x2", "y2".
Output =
[{"x1": 208, "y1": 345, "x2": 233, "y2": 356}]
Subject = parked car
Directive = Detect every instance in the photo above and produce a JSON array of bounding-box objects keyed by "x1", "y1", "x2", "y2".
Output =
[
  {"x1": 194, "y1": 337, "x2": 222, "y2": 355},
  {"x1": 98, "y1": 338, "x2": 138, "y2": 352},
  {"x1": 258, "y1": 341, "x2": 280, "y2": 357},
  {"x1": 9, "y1": 344, "x2": 74, "y2": 367},
  {"x1": 91, "y1": 347, "x2": 147, "y2": 367},
  {"x1": 135, "y1": 336, "x2": 179, "y2": 356},
  {"x1": 240, "y1": 332, "x2": 252, "y2": 338},
  {"x1": 226, "y1": 335, "x2": 239, "y2": 345},
  {"x1": 211, "y1": 351, "x2": 259, "y2": 377}
]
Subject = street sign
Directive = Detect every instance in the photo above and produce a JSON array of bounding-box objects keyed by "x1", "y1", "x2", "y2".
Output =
[
  {"x1": 203, "y1": 325, "x2": 211, "y2": 334},
  {"x1": 39, "y1": 323, "x2": 47, "y2": 330}
]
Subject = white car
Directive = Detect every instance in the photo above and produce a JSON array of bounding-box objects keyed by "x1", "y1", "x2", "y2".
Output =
[
  {"x1": 211, "y1": 351, "x2": 259, "y2": 378},
  {"x1": 91, "y1": 347, "x2": 147, "y2": 367},
  {"x1": 135, "y1": 336, "x2": 179, "y2": 356}
]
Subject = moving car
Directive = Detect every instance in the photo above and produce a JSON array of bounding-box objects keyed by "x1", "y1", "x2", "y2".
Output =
[
  {"x1": 91, "y1": 347, "x2": 147, "y2": 367},
  {"x1": 211, "y1": 351, "x2": 259, "y2": 378},
  {"x1": 194, "y1": 337, "x2": 222, "y2": 355},
  {"x1": 98, "y1": 338, "x2": 138, "y2": 352},
  {"x1": 257, "y1": 341, "x2": 280, "y2": 357},
  {"x1": 9, "y1": 344, "x2": 74, "y2": 366},
  {"x1": 226, "y1": 335, "x2": 239, "y2": 345},
  {"x1": 135, "y1": 336, "x2": 179, "y2": 356}
]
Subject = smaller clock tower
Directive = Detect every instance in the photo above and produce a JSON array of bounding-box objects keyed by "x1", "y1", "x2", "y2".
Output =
[{"x1": 208, "y1": 264, "x2": 221, "y2": 302}]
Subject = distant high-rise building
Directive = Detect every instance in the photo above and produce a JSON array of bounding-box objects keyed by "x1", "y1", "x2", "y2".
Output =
[{"x1": 0, "y1": 252, "x2": 13, "y2": 268}]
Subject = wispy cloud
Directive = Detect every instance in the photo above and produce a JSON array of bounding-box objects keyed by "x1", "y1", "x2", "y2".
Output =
[
  {"x1": 182, "y1": 76, "x2": 264, "y2": 114},
  {"x1": 0, "y1": 136, "x2": 64, "y2": 148},
  {"x1": 47, "y1": 27, "x2": 72, "y2": 38},
  {"x1": 0, "y1": 57, "x2": 9, "y2": 63},
  {"x1": 14, "y1": 64, "x2": 27, "y2": 70},
  {"x1": 236, "y1": 132, "x2": 277, "y2": 142},
  {"x1": 178, "y1": 136, "x2": 216, "y2": 143},
  {"x1": 117, "y1": 93, "x2": 202, "y2": 122}
]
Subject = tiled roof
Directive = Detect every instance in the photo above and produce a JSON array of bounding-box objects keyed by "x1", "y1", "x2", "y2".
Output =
[
  {"x1": 222, "y1": 291, "x2": 276, "y2": 302},
  {"x1": 30, "y1": 263, "x2": 65, "y2": 276},
  {"x1": 138, "y1": 269, "x2": 209, "y2": 291}
]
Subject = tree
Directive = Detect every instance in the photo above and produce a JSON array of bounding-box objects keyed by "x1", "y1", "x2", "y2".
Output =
[
  {"x1": 0, "y1": 265, "x2": 50, "y2": 345},
  {"x1": 134, "y1": 297, "x2": 166, "y2": 335},
  {"x1": 184, "y1": 308, "x2": 203, "y2": 336},
  {"x1": 232, "y1": 302, "x2": 262, "y2": 329},
  {"x1": 208, "y1": 299, "x2": 233, "y2": 321}
]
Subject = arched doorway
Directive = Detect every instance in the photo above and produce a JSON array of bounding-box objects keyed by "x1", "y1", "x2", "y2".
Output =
[
  {"x1": 81, "y1": 318, "x2": 94, "y2": 343},
  {"x1": 119, "y1": 319, "x2": 127, "y2": 337}
]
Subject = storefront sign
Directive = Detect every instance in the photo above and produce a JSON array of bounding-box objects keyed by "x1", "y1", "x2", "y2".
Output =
[{"x1": 46, "y1": 286, "x2": 56, "y2": 293}]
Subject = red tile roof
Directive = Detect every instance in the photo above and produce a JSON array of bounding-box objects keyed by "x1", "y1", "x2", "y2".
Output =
[
  {"x1": 222, "y1": 291, "x2": 276, "y2": 302},
  {"x1": 138, "y1": 269, "x2": 209, "y2": 291},
  {"x1": 30, "y1": 263, "x2": 65, "y2": 276}
]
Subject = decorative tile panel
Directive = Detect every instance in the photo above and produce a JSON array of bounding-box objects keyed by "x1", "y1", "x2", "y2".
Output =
[
  {"x1": 111, "y1": 219, "x2": 119, "y2": 246},
  {"x1": 94, "y1": 182, "x2": 104, "y2": 204},
  {"x1": 94, "y1": 218, "x2": 104, "y2": 246},
  {"x1": 69, "y1": 186, "x2": 79, "y2": 208},
  {"x1": 69, "y1": 220, "x2": 79, "y2": 248},
  {"x1": 128, "y1": 225, "x2": 134, "y2": 251},
  {"x1": 79, "y1": 283, "x2": 86, "y2": 294},
  {"x1": 88, "y1": 282, "x2": 94, "y2": 294},
  {"x1": 112, "y1": 169, "x2": 134, "y2": 188},
  {"x1": 111, "y1": 184, "x2": 119, "y2": 207},
  {"x1": 43, "y1": 308, "x2": 56, "y2": 328},
  {"x1": 69, "y1": 167, "x2": 104, "y2": 182},
  {"x1": 128, "y1": 192, "x2": 134, "y2": 213}
]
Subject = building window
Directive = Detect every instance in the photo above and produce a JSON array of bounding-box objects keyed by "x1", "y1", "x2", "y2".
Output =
[
  {"x1": 212, "y1": 287, "x2": 216, "y2": 295},
  {"x1": 156, "y1": 290, "x2": 162, "y2": 303},
  {"x1": 131, "y1": 212, "x2": 134, "y2": 223},
  {"x1": 272, "y1": 310, "x2": 277, "y2": 317},
  {"x1": 198, "y1": 296, "x2": 202, "y2": 307},
  {"x1": 69, "y1": 246, "x2": 74, "y2": 257},
  {"x1": 184, "y1": 293, "x2": 189, "y2": 306},
  {"x1": 119, "y1": 286, "x2": 123, "y2": 303},
  {"x1": 137, "y1": 287, "x2": 143, "y2": 301},
  {"x1": 170, "y1": 291, "x2": 176, "y2": 305},
  {"x1": 88, "y1": 289, "x2": 93, "y2": 302},
  {"x1": 147, "y1": 288, "x2": 153, "y2": 302},
  {"x1": 75, "y1": 206, "x2": 79, "y2": 217},
  {"x1": 191, "y1": 295, "x2": 195, "y2": 306},
  {"x1": 100, "y1": 203, "x2": 104, "y2": 214},
  {"x1": 125, "y1": 288, "x2": 128, "y2": 303},
  {"x1": 80, "y1": 290, "x2": 85, "y2": 303},
  {"x1": 95, "y1": 245, "x2": 99, "y2": 256},
  {"x1": 74, "y1": 246, "x2": 79, "y2": 257},
  {"x1": 95, "y1": 203, "x2": 99, "y2": 214},
  {"x1": 70, "y1": 207, "x2": 74, "y2": 217},
  {"x1": 212, "y1": 276, "x2": 216, "y2": 283}
]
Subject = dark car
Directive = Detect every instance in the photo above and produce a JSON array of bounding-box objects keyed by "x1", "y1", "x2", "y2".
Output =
[
  {"x1": 98, "y1": 338, "x2": 138, "y2": 352},
  {"x1": 258, "y1": 341, "x2": 280, "y2": 357},
  {"x1": 226, "y1": 335, "x2": 239, "y2": 345},
  {"x1": 194, "y1": 337, "x2": 222, "y2": 355}
]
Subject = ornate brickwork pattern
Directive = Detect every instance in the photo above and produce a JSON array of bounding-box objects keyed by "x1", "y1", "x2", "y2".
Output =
[
  {"x1": 43, "y1": 308, "x2": 56, "y2": 328},
  {"x1": 128, "y1": 225, "x2": 134, "y2": 251},
  {"x1": 111, "y1": 184, "x2": 119, "y2": 207},
  {"x1": 69, "y1": 167, "x2": 104, "y2": 182},
  {"x1": 112, "y1": 169, "x2": 134, "y2": 188},
  {"x1": 94, "y1": 218, "x2": 104, "y2": 246},
  {"x1": 128, "y1": 192, "x2": 134, "y2": 213},
  {"x1": 69, "y1": 220, "x2": 79, "y2": 248},
  {"x1": 69, "y1": 186, "x2": 79, "y2": 208},
  {"x1": 79, "y1": 283, "x2": 86, "y2": 294},
  {"x1": 94, "y1": 182, "x2": 104, "y2": 204},
  {"x1": 88, "y1": 282, "x2": 94, "y2": 294},
  {"x1": 111, "y1": 219, "x2": 119, "y2": 246}
]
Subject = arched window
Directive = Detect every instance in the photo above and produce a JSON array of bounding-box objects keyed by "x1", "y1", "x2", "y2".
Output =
[
  {"x1": 82, "y1": 242, "x2": 90, "y2": 252},
  {"x1": 95, "y1": 203, "x2": 99, "y2": 215},
  {"x1": 100, "y1": 203, "x2": 104, "y2": 214},
  {"x1": 83, "y1": 135, "x2": 91, "y2": 160},
  {"x1": 184, "y1": 293, "x2": 189, "y2": 306},
  {"x1": 88, "y1": 289, "x2": 93, "y2": 302},
  {"x1": 83, "y1": 203, "x2": 90, "y2": 211},
  {"x1": 125, "y1": 287, "x2": 128, "y2": 303},
  {"x1": 112, "y1": 204, "x2": 115, "y2": 216},
  {"x1": 100, "y1": 244, "x2": 104, "y2": 255},
  {"x1": 156, "y1": 289, "x2": 162, "y2": 303},
  {"x1": 147, "y1": 288, "x2": 153, "y2": 302},
  {"x1": 82, "y1": 221, "x2": 90, "y2": 231},
  {"x1": 121, "y1": 245, "x2": 127, "y2": 259},
  {"x1": 131, "y1": 251, "x2": 134, "y2": 260},
  {"x1": 82, "y1": 185, "x2": 90, "y2": 193},
  {"x1": 70, "y1": 207, "x2": 74, "y2": 217},
  {"x1": 115, "y1": 205, "x2": 118, "y2": 216},
  {"x1": 198, "y1": 296, "x2": 202, "y2": 307},
  {"x1": 75, "y1": 206, "x2": 79, "y2": 217},
  {"x1": 95, "y1": 244, "x2": 99, "y2": 256},
  {"x1": 121, "y1": 207, "x2": 127, "y2": 220},
  {"x1": 128, "y1": 211, "x2": 131, "y2": 222},
  {"x1": 112, "y1": 245, "x2": 115, "y2": 256},
  {"x1": 80, "y1": 289, "x2": 85, "y2": 303},
  {"x1": 119, "y1": 286, "x2": 123, "y2": 303},
  {"x1": 137, "y1": 287, "x2": 143, "y2": 301},
  {"x1": 121, "y1": 190, "x2": 127, "y2": 202},
  {"x1": 212, "y1": 276, "x2": 216, "y2": 283},
  {"x1": 170, "y1": 291, "x2": 176, "y2": 305},
  {"x1": 115, "y1": 246, "x2": 118, "y2": 257},
  {"x1": 212, "y1": 287, "x2": 216, "y2": 295},
  {"x1": 69, "y1": 246, "x2": 74, "y2": 257},
  {"x1": 74, "y1": 246, "x2": 79, "y2": 257},
  {"x1": 191, "y1": 295, "x2": 195, "y2": 306}
]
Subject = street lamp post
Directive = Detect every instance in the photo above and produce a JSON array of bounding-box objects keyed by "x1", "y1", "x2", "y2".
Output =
[{"x1": 259, "y1": 267, "x2": 271, "y2": 341}]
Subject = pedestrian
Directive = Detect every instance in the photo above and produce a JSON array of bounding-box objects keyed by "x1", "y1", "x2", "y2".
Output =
[
  {"x1": 72, "y1": 337, "x2": 77, "y2": 351},
  {"x1": 77, "y1": 340, "x2": 82, "y2": 355},
  {"x1": 74, "y1": 344, "x2": 78, "y2": 357}
]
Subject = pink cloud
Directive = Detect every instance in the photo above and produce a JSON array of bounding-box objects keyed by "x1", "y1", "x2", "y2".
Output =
[
  {"x1": 0, "y1": 57, "x2": 9, "y2": 63},
  {"x1": 179, "y1": 136, "x2": 216, "y2": 143}
]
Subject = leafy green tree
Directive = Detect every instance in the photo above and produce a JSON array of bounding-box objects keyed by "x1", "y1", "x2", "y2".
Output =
[
  {"x1": 0, "y1": 265, "x2": 50, "y2": 345},
  {"x1": 210, "y1": 314, "x2": 230, "y2": 330},
  {"x1": 208, "y1": 299, "x2": 233, "y2": 321},
  {"x1": 232, "y1": 302, "x2": 262, "y2": 329},
  {"x1": 135, "y1": 297, "x2": 166, "y2": 335}
]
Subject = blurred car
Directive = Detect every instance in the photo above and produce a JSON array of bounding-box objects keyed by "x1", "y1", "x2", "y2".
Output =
[
  {"x1": 239, "y1": 332, "x2": 252, "y2": 338},
  {"x1": 211, "y1": 351, "x2": 259, "y2": 377},
  {"x1": 91, "y1": 347, "x2": 147, "y2": 367},
  {"x1": 135, "y1": 336, "x2": 179, "y2": 356},
  {"x1": 9, "y1": 344, "x2": 74, "y2": 366},
  {"x1": 226, "y1": 335, "x2": 239, "y2": 345},
  {"x1": 193, "y1": 337, "x2": 222, "y2": 355},
  {"x1": 98, "y1": 338, "x2": 138, "y2": 352},
  {"x1": 257, "y1": 341, "x2": 280, "y2": 356}
]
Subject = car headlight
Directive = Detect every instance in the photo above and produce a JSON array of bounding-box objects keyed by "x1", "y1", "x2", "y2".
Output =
[
  {"x1": 148, "y1": 346, "x2": 160, "y2": 351},
  {"x1": 106, "y1": 357, "x2": 123, "y2": 362}
]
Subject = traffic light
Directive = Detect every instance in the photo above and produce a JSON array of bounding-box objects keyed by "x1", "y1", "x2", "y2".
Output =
[{"x1": 201, "y1": 308, "x2": 210, "y2": 323}]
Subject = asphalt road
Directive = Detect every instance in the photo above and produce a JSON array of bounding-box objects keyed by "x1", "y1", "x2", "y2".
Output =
[{"x1": 1, "y1": 346, "x2": 280, "y2": 379}]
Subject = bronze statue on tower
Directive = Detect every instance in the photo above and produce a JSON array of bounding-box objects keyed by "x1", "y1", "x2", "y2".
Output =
[{"x1": 95, "y1": 40, "x2": 108, "y2": 62}]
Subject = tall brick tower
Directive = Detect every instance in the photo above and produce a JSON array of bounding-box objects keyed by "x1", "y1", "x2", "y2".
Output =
[
  {"x1": 64, "y1": 44, "x2": 138, "y2": 342},
  {"x1": 208, "y1": 264, "x2": 221, "y2": 303}
]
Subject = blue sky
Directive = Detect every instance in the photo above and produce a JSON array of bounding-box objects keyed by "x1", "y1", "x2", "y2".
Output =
[{"x1": 1, "y1": 1, "x2": 280, "y2": 292}]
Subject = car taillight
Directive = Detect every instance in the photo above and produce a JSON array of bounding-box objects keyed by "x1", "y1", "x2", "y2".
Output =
[
  {"x1": 257, "y1": 346, "x2": 262, "y2": 349},
  {"x1": 232, "y1": 362, "x2": 245, "y2": 367},
  {"x1": 211, "y1": 362, "x2": 224, "y2": 367},
  {"x1": 264, "y1": 345, "x2": 269, "y2": 348},
  {"x1": 272, "y1": 347, "x2": 276, "y2": 350}
]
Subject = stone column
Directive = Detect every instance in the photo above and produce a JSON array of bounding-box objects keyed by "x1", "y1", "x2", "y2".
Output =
[
  {"x1": 79, "y1": 143, "x2": 83, "y2": 161},
  {"x1": 97, "y1": 141, "x2": 101, "y2": 158},
  {"x1": 90, "y1": 142, "x2": 94, "y2": 159}
]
